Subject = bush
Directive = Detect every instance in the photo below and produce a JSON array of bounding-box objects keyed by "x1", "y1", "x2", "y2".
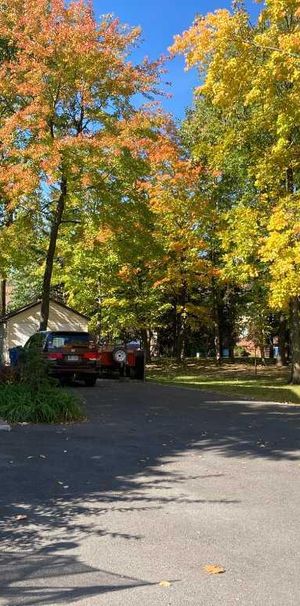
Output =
[
  {"x1": 18, "y1": 341, "x2": 53, "y2": 390},
  {"x1": 0, "y1": 383, "x2": 83, "y2": 424},
  {"x1": 0, "y1": 340, "x2": 83, "y2": 424}
]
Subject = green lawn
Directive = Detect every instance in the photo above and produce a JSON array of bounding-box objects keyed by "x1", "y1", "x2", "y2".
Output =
[{"x1": 147, "y1": 359, "x2": 300, "y2": 404}]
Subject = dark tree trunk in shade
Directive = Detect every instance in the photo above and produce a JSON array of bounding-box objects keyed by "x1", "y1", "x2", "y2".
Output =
[
  {"x1": 290, "y1": 296, "x2": 300, "y2": 384},
  {"x1": 1, "y1": 279, "x2": 6, "y2": 316},
  {"x1": 175, "y1": 324, "x2": 186, "y2": 362},
  {"x1": 277, "y1": 314, "x2": 288, "y2": 366},
  {"x1": 141, "y1": 329, "x2": 151, "y2": 363},
  {"x1": 1, "y1": 211, "x2": 12, "y2": 317},
  {"x1": 285, "y1": 167, "x2": 300, "y2": 381},
  {"x1": 172, "y1": 283, "x2": 188, "y2": 362},
  {"x1": 39, "y1": 177, "x2": 67, "y2": 331}
]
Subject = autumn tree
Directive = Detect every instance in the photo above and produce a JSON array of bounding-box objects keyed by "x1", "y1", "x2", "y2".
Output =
[
  {"x1": 181, "y1": 98, "x2": 250, "y2": 360},
  {"x1": 0, "y1": 31, "x2": 18, "y2": 314},
  {"x1": 56, "y1": 120, "x2": 200, "y2": 359},
  {"x1": 47, "y1": 117, "x2": 215, "y2": 361},
  {"x1": 172, "y1": 0, "x2": 300, "y2": 381},
  {"x1": 59, "y1": 175, "x2": 167, "y2": 361},
  {"x1": 0, "y1": 0, "x2": 163, "y2": 328},
  {"x1": 144, "y1": 126, "x2": 217, "y2": 360}
]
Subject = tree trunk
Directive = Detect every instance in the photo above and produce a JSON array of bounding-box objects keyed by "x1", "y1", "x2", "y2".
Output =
[
  {"x1": 173, "y1": 283, "x2": 188, "y2": 362},
  {"x1": 215, "y1": 302, "x2": 223, "y2": 364},
  {"x1": 1, "y1": 279, "x2": 6, "y2": 316},
  {"x1": 286, "y1": 167, "x2": 294, "y2": 194},
  {"x1": 175, "y1": 323, "x2": 186, "y2": 362},
  {"x1": 173, "y1": 311, "x2": 185, "y2": 362},
  {"x1": 1, "y1": 211, "x2": 12, "y2": 317},
  {"x1": 277, "y1": 314, "x2": 288, "y2": 366},
  {"x1": 171, "y1": 302, "x2": 177, "y2": 358},
  {"x1": 214, "y1": 330, "x2": 221, "y2": 364},
  {"x1": 259, "y1": 342, "x2": 266, "y2": 365},
  {"x1": 290, "y1": 296, "x2": 300, "y2": 384},
  {"x1": 141, "y1": 329, "x2": 151, "y2": 363},
  {"x1": 228, "y1": 338, "x2": 235, "y2": 363},
  {"x1": 285, "y1": 165, "x2": 295, "y2": 375},
  {"x1": 40, "y1": 176, "x2": 67, "y2": 330}
]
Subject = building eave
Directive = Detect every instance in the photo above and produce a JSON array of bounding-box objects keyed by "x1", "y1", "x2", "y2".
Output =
[{"x1": 0, "y1": 298, "x2": 90, "y2": 323}]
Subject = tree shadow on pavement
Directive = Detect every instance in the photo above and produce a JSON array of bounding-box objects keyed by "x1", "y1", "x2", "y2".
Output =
[
  {"x1": 0, "y1": 542, "x2": 154, "y2": 606},
  {"x1": 1, "y1": 381, "x2": 299, "y2": 604}
]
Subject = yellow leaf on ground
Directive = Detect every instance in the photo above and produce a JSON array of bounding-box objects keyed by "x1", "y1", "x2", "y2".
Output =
[
  {"x1": 159, "y1": 580, "x2": 171, "y2": 587},
  {"x1": 203, "y1": 564, "x2": 225, "y2": 575}
]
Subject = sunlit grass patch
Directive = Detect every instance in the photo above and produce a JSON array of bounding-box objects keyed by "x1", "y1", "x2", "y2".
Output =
[{"x1": 147, "y1": 360, "x2": 300, "y2": 404}]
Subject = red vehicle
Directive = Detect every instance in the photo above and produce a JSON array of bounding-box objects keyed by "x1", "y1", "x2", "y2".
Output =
[
  {"x1": 98, "y1": 340, "x2": 145, "y2": 380},
  {"x1": 24, "y1": 331, "x2": 100, "y2": 386},
  {"x1": 22, "y1": 333, "x2": 145, "y2": 384}
]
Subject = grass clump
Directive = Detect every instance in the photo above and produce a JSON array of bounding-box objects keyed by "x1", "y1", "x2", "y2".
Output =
[
  {"x1": 0, "y1": 339, "x2": 84, "y2": 424},
  {"x1": 0, "y1": 383, "x2": 83, "y2": 424}
]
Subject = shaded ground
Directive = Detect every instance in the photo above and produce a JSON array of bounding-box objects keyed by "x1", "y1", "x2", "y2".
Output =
[
  {"x1": 0, "y1": 380, "x2": 299, "y2": 605},
  {"x1": 147, "y1": 359, "x2": 300, "y2": 404}
]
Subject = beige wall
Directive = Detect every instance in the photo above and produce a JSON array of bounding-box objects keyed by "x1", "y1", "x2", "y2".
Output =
[{"x1": 2, "y1": 301, "x2": 88, "y2": 363}]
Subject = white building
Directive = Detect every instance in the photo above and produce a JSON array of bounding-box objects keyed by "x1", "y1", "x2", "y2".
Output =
[{"x1": 0, "y1": 298, "x2": 89, "y2": 364}]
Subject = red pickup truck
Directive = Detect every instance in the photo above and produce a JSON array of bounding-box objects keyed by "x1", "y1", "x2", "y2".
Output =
[{"x1": 98, "y1": 340, "x2": 145, "y2": 380}]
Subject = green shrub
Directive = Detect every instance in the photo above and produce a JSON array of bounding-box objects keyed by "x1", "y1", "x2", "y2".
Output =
[
  {"x1": 0, "y1": 383, "x2": 83, "y2": 424},
  {"x1": 0, "y1": 338, "x2": 84, "y2": 424},
  {"x1": 18, "y1": 341, "x2": 53, "y2": 390}
]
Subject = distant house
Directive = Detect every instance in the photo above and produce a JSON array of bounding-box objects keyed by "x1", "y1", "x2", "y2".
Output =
[{"x1": 0, "y1": 298, "x2": 89, "y2": 364}]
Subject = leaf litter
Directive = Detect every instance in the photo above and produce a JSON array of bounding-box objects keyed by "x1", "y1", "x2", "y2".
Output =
[
  {"x1": 159, "y1": 580, "x2": 171, "y2": 588},
  {"x1": 203, "y1": 564, "x2": 226, "y2": 575}
]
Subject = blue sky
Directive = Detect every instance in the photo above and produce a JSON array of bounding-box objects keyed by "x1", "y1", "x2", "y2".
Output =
[{"x1": 94, "y1": 1, "x2": 260, "y2": 119}]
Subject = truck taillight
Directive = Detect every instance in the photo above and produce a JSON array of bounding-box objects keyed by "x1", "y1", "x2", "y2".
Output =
[
  {"x1": 47, "y1": 353, "x2": 63, "y2": 360},
  {"x1": 83, "y1": 352, "x2": 98, "y2": 360}
]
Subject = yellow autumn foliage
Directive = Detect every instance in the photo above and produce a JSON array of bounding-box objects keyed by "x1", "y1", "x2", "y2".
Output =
[{"x1": 172, "y1": 0, "x2": 300, "y2": 310}]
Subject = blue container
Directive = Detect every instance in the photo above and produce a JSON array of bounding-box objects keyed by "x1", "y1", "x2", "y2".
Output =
[{"x1": 9, "y1": 347, "x2": 22, "y2": 367}]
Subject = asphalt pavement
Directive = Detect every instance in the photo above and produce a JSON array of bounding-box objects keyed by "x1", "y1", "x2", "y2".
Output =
[{"x1": 0, "y1": 380, "x2": 299, "y2": 606}]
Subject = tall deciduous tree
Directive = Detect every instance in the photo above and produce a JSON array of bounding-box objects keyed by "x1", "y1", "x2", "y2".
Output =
[
  {"x1": 171, "y1": 0, "x2": 300, "y2": 381},
  {"x1": 0, "y1": 0, "x2": 163, "y2": 329}
]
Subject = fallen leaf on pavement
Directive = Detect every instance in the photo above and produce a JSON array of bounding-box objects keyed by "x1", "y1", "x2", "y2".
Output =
[
  {"x1": 159, "y1": 580, "x2": 171, "y2": 588},
  {"x1": 203, "y1": 564, "x2": 225, "y2": 575}
]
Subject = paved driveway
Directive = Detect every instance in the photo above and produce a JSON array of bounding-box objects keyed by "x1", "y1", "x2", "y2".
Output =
[{"x1": 1, "y1": 381, "x2": 299, "y2": 606}]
